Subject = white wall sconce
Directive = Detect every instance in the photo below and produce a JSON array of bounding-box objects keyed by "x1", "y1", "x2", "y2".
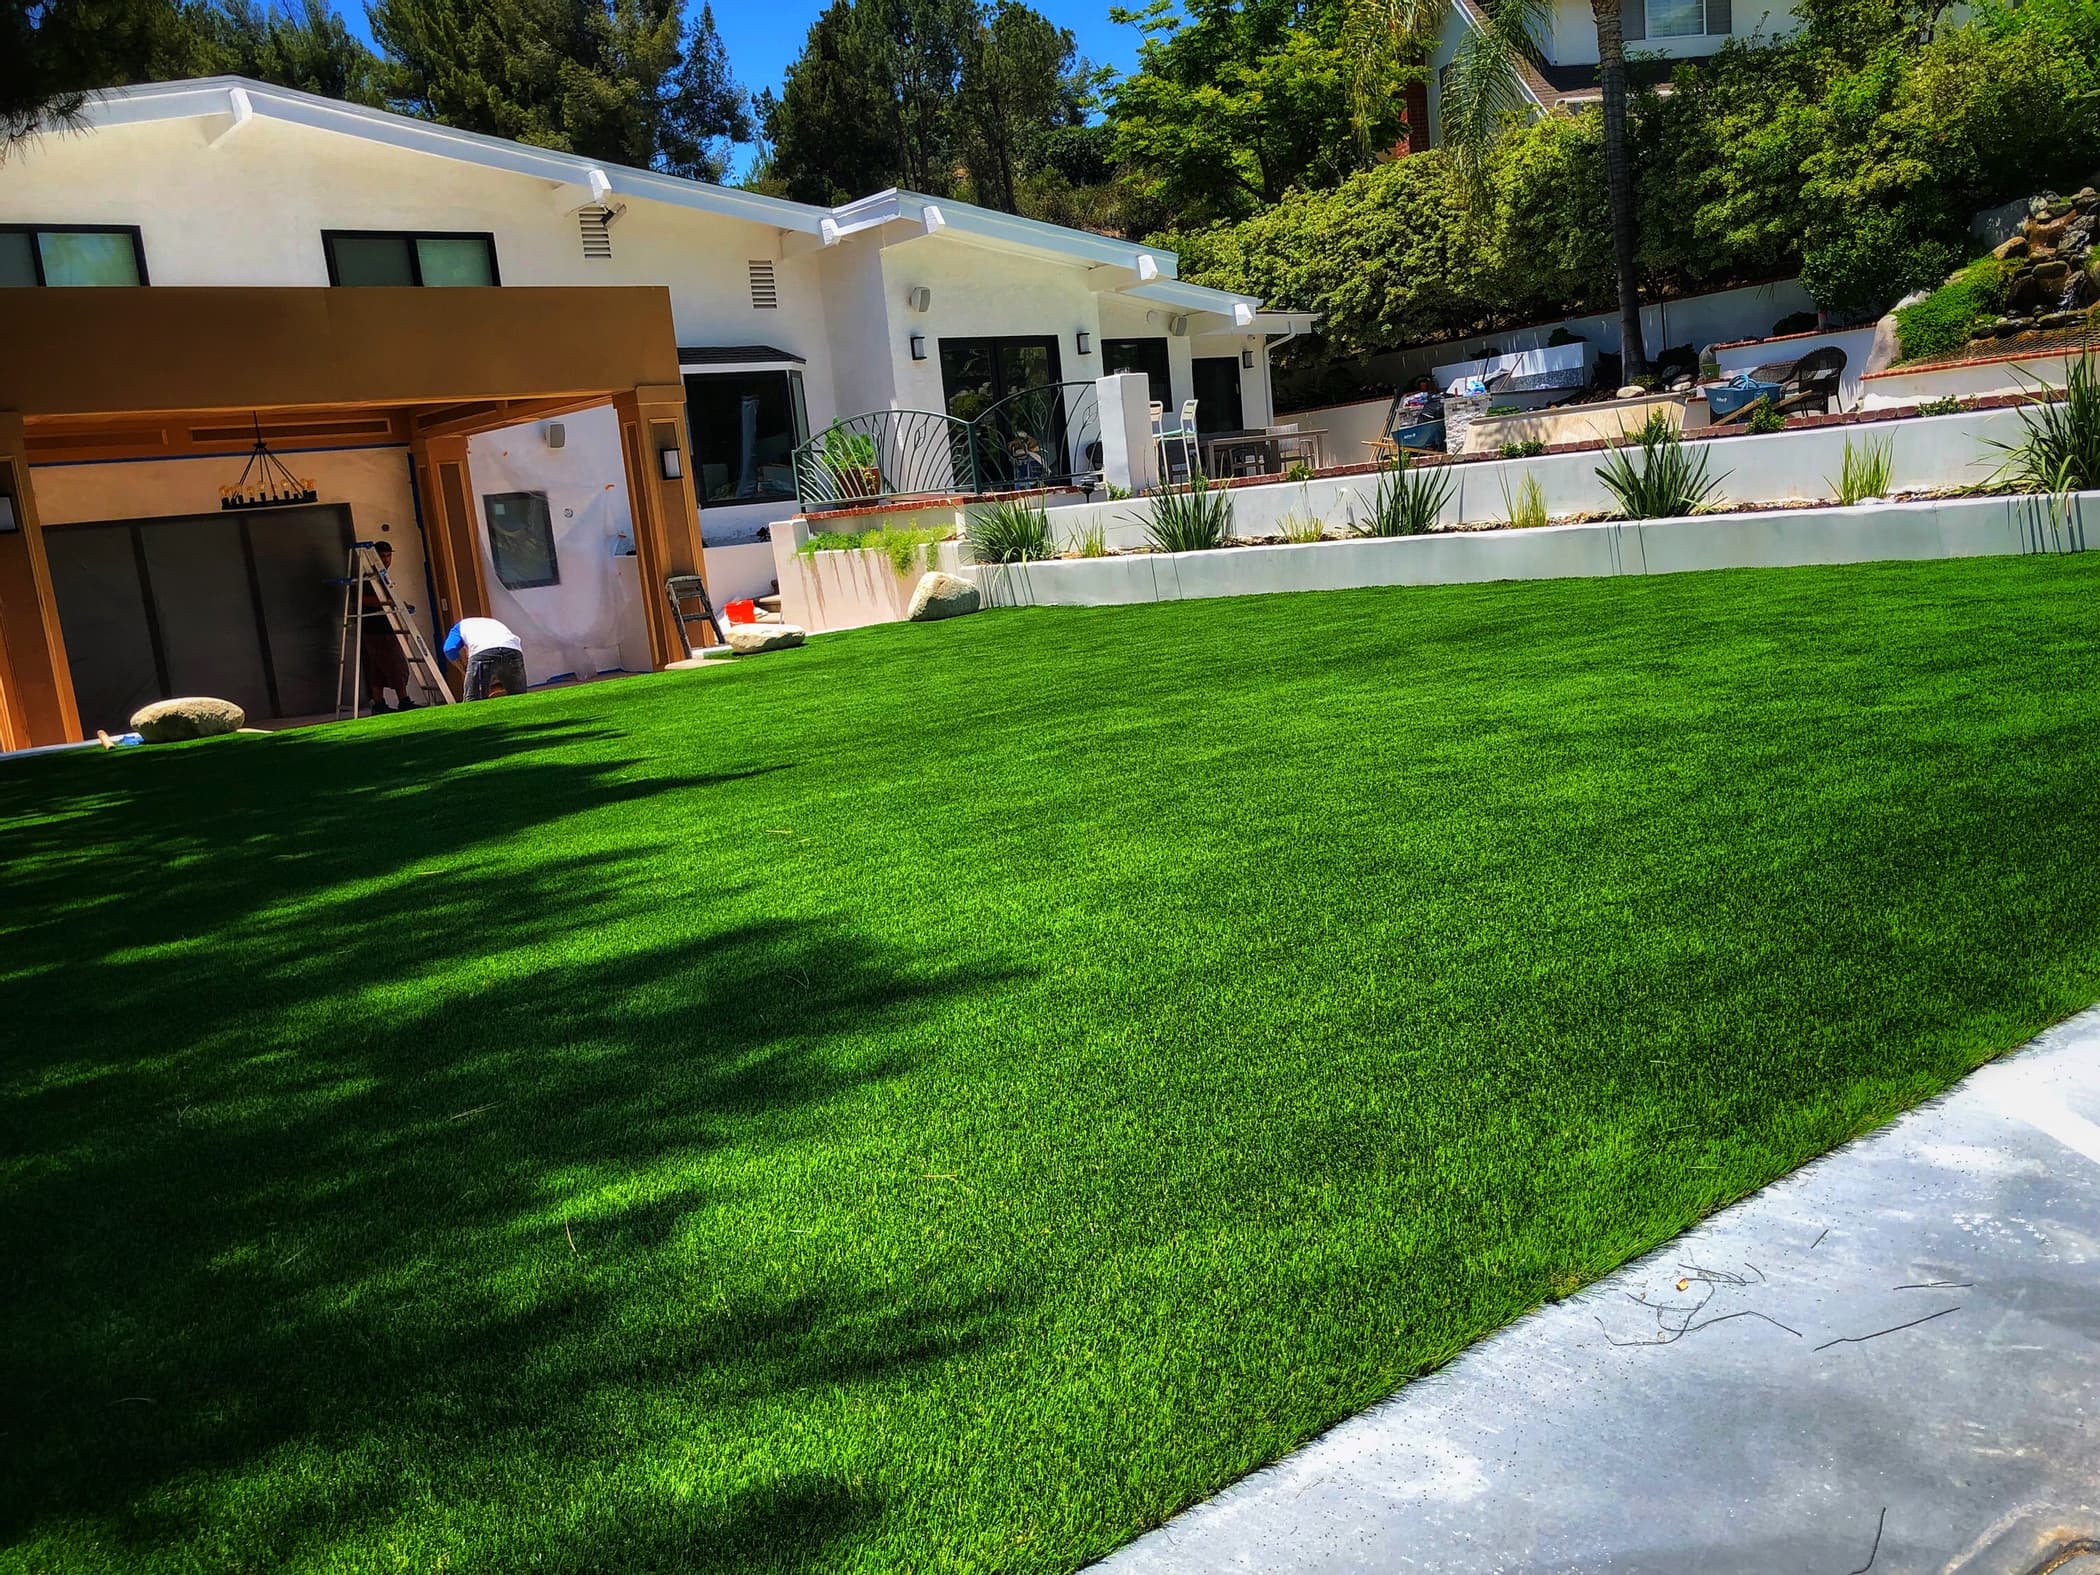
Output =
[
  {"x1": 659, "y1": 445, "x2": 683, "y2": 480},
  {"x1": 1076, "y1": 331, "x2": 1092, "y2": 355},
  {"x1": 910, "y1": 332, "x2": 927, "y2": 361},
  {"x1": 545, "y1": 421, "x2": 566, "y2": 450},
  {"x1": 1241, "y1": 348, "x2": 1255, "y2": 369}
]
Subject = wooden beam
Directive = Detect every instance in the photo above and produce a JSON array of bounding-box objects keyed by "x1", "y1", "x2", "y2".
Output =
[{"x1": 408, "y1": 393, "x2": 617, "y2": 442}]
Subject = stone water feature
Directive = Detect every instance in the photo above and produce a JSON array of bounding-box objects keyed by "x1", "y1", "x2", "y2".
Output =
[{"x1": 1975, "y1": 185, "x2": 2099, "y2": 339}]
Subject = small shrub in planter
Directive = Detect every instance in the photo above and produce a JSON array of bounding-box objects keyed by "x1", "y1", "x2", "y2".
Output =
[
  {"x1": 1596, "y1": 419, "x2": 1726, "y2": 520},
  {"x1": 1355, "y1": 454, "x2": 1452, "y2": 537},
  {"x1": 1828, "y1": 435, "x2": 1894, "y2": 504},
  {"x1": 1915, "y1": 396, "x2": 1964, "y2": 417},
  {"x1": 1744, "y1": 400, "x2": 1787, "y2": 435},
  {"x1": 967, "y1": 498, "x2": 1057, "y2": 563},
  {"x1": 820, "y1": 425, "x2": 882, "y2": 498},
  {"x1": 1990, "y1": 343, "x2": 2100, "y2": 497},
  {"x1": 1501, "y1": 473, "x2": 1550, "y2": 529},
  {"x1": 1499, "y1": 439, "x2": 1546, "y2": 459},
  {"x1": 1140, "y1": 476, "x2": 1235, "y2": 553}
]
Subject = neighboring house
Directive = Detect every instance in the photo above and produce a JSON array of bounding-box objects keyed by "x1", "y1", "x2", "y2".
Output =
[
  {"x1": 0, "y1": 77, "x2": 1308, "y2": 749},
  {"x1": 1420, "y1": 0, "x2": 1800, "y2": 144}
]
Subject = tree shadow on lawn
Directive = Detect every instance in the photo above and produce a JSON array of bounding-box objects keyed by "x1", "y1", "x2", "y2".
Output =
[{"x1": 0, "y1": 715, "x2": 1023, "y2": 1568}]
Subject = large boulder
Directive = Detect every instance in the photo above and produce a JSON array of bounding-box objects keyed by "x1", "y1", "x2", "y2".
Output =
[
  {"x1": 907, "y1": 571, "x2": 982, "y2": 622},
  {"x1": 130, "y1": 696, "x2": 245, "y2": 742},
  {"x1": 725, "y1": 622, "x2": 807, "y2": 655}
]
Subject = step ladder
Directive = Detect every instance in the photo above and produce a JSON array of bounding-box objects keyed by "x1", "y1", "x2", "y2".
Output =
[
  {"x1": 664, "y1": 573, "x2": 727, "y2": 656},
  {"x1": 333, "y1": 542, "x2": 457, "y2": 717}
]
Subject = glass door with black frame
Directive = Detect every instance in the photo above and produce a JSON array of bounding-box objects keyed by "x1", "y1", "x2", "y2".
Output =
[
  {"x1": 1192, "y1": 357, "x2": 1243, "y2": 435},
  {"x1": 940, "y1": 335, "x2": 1065, "y2": 491}
]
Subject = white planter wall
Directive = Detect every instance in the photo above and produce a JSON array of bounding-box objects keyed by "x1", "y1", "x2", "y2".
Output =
[
  {"x1": 1859, "y1": 350, "x2": 2077, "y2": 410},
  {"x1": 976, "y1": 491, "x2": 2092, "y2": 611},
  {"x1": 1041, "y1": 405, "x2": 2033, "y2": 553}
]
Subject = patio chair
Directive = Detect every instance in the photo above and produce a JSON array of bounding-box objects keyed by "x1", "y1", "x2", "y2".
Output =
[
  {"x1": 1156, "y1": 398, "x2": 1201, "y2": 483},
  {"x1": 1746, "y1": 345, "x2": 1848, "y2": 417}
]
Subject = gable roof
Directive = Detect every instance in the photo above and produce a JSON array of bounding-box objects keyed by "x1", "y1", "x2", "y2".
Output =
[
  {"x1": 83, "y1": 77, "x2": 835, "y2": 234},
  {"x1": 74, "y1": 78, "x2": 1267, "y2": 322}
]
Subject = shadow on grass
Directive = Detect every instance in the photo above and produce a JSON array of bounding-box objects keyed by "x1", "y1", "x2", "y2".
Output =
[{"x1": 0, "y1": 713, "x2": 1020, "y2": 1569}]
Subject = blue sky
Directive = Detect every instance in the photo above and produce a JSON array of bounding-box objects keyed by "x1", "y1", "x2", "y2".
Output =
[
  {"x1": 714, "y1": 0, "x2": 1143, "y2": 174},
  {"x1": 347, "y1": 0, "x2": 1146, "y2": 180}
]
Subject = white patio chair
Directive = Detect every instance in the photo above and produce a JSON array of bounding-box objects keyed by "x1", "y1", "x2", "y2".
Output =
[{"x1": 1158, "y1": 398, "x2": 1201, "y2": 483}]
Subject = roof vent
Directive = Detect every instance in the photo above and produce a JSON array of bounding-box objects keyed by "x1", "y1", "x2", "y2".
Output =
[
  {"x1": 578, "y1": 207, "x2": 614, "y2": 260},
  {"x1": 748, "y1": 259, "x2": 778, "y2": 309}
]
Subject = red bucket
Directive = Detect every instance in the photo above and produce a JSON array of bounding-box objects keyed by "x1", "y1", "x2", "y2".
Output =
[{"x1": 724, "y1": 598, "x2": 759, "y2": 624}]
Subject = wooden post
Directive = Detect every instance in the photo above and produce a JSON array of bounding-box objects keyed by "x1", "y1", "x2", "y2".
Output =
[
  {"x1": 0, "y1": 415, "x2": 82, "y2": 747},
  {"x1": 409, "y1": 433, "x2": 488, "y2": 696},
  {"x1": 615, "y1": 385, "x2": 711, "y2": 664}
]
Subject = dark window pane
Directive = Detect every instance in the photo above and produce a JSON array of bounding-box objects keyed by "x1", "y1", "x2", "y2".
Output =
[
  {"x1": 483, "y1": 492, "x2": 559, "y2": 589},
  {"x1": 684, "y1": 371, "x2": 801, "y2": 507},
  {"x1": 1103, "y1": 338, "x2": 1172, "y2": 408},
  {"x1": 939, "y1": 342, "x2": 998, "y2": 423},
  {"x1": 0, "y1": 232, "x2": 38, "y2": 287},
  {"x1": 37, "y1": 231, "x2": 140, "y2": 286},
  {"x1": 416, "y1": 236, "x2": 493, "y2": 286},
  {"x1": 331, "y1": 235, "x2": 415, "y2": 286}
]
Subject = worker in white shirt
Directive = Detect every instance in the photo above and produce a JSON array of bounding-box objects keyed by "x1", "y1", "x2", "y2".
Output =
[{"x1": 441, "y1": 616, "x2": 527, "y2": 701}]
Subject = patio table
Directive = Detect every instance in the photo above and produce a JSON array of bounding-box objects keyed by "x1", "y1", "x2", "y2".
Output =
[{"x1": 1200, "y1": 427, "x2": 1327, "y2": 477}]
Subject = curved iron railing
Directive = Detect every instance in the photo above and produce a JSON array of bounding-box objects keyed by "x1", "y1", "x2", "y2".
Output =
[
  {"x1": 793, "y1": 382, "x2": 1104, "y2": 512},
  {"x1": 965, "y1": 381, "x2": 1102, "y2": 495},
  {"x1": 793, "y1": 408, "x2": 976, "y2": 511}
]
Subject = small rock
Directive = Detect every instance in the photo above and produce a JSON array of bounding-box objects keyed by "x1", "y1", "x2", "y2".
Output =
[
  {"x1": 1614, "y1": 384, "x2": 1645, "y2": 400},
  {"x1": 907, "y1": 571, "x2": 982, "y2": 622},
  {"x1": 1994, "y1": 234, "x2": 2029, "y2": 261},
  {"x1": 2076, "y1": 187, "x2": 2099, "y2": 211},
  {"x1": 130, "y1": 696, "x2": 245, "y2": 741},
  {"x1": 725, "y1": 622, "x2": 807, "y2": 654}
]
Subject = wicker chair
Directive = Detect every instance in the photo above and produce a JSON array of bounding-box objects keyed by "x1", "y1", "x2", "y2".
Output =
[{"x1": 1746, "y1": 345, "x2": 1848, "y2": 416}]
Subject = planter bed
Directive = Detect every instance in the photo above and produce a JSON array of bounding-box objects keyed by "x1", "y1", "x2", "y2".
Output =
[{"x1": 977, "y1": 489, "x2": 2093, "y2": 610}]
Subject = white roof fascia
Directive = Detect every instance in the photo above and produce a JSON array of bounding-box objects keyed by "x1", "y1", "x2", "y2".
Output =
[
  {"x1": 1123, "y1": 277, "x2": 1263, "y2": 326},
  {"x1": 80, "y1": 77, "x2": 834, "y2": 235},
  {"x1": 832, "y1": 189, "x2": 1184, "y2": 279}
]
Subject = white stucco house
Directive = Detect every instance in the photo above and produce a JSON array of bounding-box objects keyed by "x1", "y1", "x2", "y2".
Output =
[
  {"x1": 1422, "y1": 0, "x2": 1801, "y2": 145},
  {"x1": 0, "y1": 77, "x2": 1311, "y2": 744}
]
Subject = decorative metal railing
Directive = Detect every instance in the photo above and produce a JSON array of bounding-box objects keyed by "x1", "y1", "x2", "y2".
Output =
[
  {"x1": 792, "y1": 382, "x2": 1104, "y2": 512},
  {"x1": 792, "y1": 408, "x2": 977, "y2": 512},
  {"x1": 965, "y1": 381, "x2": 1102, "y2": 496}
]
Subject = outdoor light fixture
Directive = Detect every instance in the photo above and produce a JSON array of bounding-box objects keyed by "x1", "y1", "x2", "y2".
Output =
[
  {"x1": 1241, "y1": 348, "x2": 1255, "y2": 369},
  {"x1": 1076, "y1": 331, "x2": 1092, "y2": 355},
  {"x1": 221, "y1": 415, "x2": 318, "y2": 511},
  {"x1": 910, "y1": 332, "x2": 927, "y2": 360},
  {"x1": 0, "y1": 494, "x2": 17, "y2": 534},
  {"x1": 659, "y1": 445, "x2": 683, "y2": 480}
]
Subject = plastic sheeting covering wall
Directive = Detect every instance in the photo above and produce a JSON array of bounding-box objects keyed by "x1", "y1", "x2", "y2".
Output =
[{"x1": 465, "y1": 405, "x2": 653, "y2": 684}]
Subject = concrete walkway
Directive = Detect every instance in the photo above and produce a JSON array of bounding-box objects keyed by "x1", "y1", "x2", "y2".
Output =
[{"x1": 1103, "y1": 1011, "x2": 2100, "y2": 1574}]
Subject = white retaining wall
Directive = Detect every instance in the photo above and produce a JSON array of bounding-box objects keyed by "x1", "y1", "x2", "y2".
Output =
[
  {"x1": 1860, "y1": 349, "x2": 2078, "y2": 410},
  {"x1": 973, "y1": 491, "x2": 2092, "y2": 610},
  {"x1": 1040, "y1": 405, "x2": 2032, "y2": 552}
]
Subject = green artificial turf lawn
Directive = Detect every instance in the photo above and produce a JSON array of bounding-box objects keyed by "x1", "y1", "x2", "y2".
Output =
[{"x1": 8, "y1": 554, "x2": 2100, "y2": 1572}]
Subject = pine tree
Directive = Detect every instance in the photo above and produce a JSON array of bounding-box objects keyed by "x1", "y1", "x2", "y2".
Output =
[
  {"x1": 658, "y1": 4, "x2": 752, "y2": 182},
  {"x1": 761, "y1": 0, "x2": 903, "y2": 203}
]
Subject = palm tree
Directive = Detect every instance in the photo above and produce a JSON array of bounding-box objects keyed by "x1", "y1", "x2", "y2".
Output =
[{"x1": 1363, "y1": 0, "x2": 1649, "y2": 381}]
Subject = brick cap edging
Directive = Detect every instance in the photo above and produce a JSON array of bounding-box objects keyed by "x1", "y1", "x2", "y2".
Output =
[
  {"x1": 1864, "y1": 343, "x2": 2085, "y2": 379},
  {"x1": 1709, "y1": 323, "x2": 1875, "y2": 353}
]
